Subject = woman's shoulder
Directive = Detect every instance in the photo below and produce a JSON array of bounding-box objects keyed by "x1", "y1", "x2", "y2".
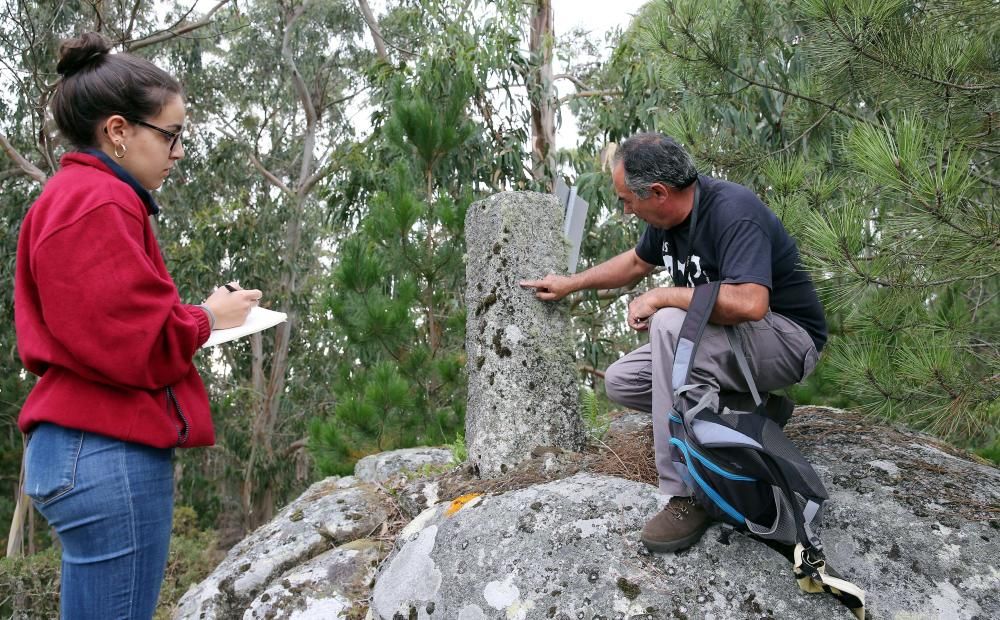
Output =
[
  {"x1": 26, "y1": 159, "x2": 148, "y2": 248},
  {"x1": 39, "y1": 155, "x2": 147, "y2": 220}
]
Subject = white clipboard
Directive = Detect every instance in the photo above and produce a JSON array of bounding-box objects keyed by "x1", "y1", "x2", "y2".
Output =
[{"x1": 202, "y1": 306, "x2": 287, "y2": 347}]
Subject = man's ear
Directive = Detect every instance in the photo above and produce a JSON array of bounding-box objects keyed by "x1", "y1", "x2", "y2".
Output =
[
  {"x1": 101, "y1": 114, "x2": 130, "y2": 145},
  {"x1": 649, "y1": 182, "x2": 670, "y2": 199}
]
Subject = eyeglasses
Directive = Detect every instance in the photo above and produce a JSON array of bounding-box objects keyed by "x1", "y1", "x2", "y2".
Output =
[{"x1": 129, "y1": 119, "x2": 182, "y2": 152}]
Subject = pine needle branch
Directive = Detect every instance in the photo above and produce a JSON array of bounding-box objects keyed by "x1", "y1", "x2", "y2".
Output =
[
  {"x1": 656, "y1": 5, "x2": 874, "y2": 125},
  {"x1": 824, "y1": 10, "x2": 998, "y2": 93},
  {"x1": 768, "y1": 106, "x2": 836, "y2": 158}
]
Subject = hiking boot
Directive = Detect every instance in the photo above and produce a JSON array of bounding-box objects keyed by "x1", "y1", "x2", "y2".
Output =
[{"x1": 640, "y1": 496, "x2": 709, "y2": 553}]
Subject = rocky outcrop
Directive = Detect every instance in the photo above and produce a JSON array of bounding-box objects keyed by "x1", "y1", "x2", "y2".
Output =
[
  {"x1": 177, "y1": 407, "x2": 1000, "y2": 619},
  {"x1": 785, "y1": 407, "x2": 999, "y2": 619},
  {"x1": 243, "y1": 539, "x2": 382, "y2": 620},
  {"x1": 464, "y1": 191, "x2": 585, "y2": 477},
  {"x1": 174, "y1": 477, "x2": 391, "y2": 619},
  {"x1": 354, "y1": 447, "x2": 455, "y2": 484},
  {"x1": 371, "y1": 472, "x2": 856, "y2": 619},
  {"x1": 370, "y1": 407, "x2": 999, "y2": 619}
]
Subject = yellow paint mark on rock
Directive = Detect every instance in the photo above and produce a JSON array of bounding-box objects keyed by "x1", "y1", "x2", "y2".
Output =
[{"x1": 446, "y1": 493, "x2": 482, "y2": 517}]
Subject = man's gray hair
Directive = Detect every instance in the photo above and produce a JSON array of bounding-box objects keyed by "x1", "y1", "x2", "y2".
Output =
[{"x1": 614, "y1": 133, "x2": 698, "y2": 198}]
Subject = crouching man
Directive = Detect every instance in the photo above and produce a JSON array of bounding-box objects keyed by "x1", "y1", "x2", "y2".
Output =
[{"x1": 521, "y1": 132, "x2": 826, "y2": 552}]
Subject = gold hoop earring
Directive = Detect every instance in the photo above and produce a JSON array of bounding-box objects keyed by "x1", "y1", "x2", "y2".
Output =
[{"x1": 114, "y1": 142, "x2": 127, "y2": 159}]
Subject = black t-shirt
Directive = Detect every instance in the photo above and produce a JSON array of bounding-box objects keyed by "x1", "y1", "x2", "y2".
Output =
[{"x1": 635, "y1": 175, "x2": 827, "y2": 351}]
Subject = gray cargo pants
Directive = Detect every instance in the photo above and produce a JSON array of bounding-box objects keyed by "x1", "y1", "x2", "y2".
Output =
[{"x1": 604, "y1": 307, "x2": 819, "y2": 496}]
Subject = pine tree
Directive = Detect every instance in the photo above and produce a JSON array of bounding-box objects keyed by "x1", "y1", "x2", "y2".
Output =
[
  {"x1": 308, "y1": 6, "x2": 532, "y2": 474},
  {"x1": 572, "y1": 0, "x2": 998, "y2": 448}
]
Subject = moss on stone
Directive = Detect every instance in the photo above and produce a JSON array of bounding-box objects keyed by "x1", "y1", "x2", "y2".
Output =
[{"x1": 616, "y1": 576, "x2": 641, "y2": 600}]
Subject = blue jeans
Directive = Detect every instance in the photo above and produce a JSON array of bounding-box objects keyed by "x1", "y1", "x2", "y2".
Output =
[{"x1": 25, "y1": 423, "x2": 174, "y2": 620}]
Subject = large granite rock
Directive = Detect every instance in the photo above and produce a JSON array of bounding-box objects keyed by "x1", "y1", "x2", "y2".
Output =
[
  {"x1": 788, "y1": 406, "x2": 999, "y2": 619},
  {"x1": 179, "y1": 408, "x2": 1000, "y2": 619},
  {"x1": 354, "y1": 447, "x2": 455, "y2": 484},
  {"x1": 174, "y1": 477, "x2": 390, "y2": 619},
  {"x1": 464, "y1": 191, "x2": 585, "y2": 477},
  {"x1": 242, "y1": 539, "x2": 382, "y2": 620},
  {"x1": 370, "y1": 472, "x2": 858, "y2": 619},
  {"x1": 370, "y1": 407, "x2": 1000, "y2": 619}
]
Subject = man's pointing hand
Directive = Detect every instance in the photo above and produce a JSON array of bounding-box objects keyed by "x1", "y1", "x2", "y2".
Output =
[{"x1": 519, "y1": 274, "x2": 574, "y2": 301}]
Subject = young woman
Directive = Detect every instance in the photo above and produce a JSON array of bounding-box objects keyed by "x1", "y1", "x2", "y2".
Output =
[{"x1": 15, "y1": 32, "x2": 260, "y2": 619}]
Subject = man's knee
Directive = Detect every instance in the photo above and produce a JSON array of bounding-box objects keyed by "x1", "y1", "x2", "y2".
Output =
[
  {"x1": 649, "y1": 307, "x2": 686, "y2": 336},
  {"x1": 604, "y1": 358, "x2": 631, "y2": 404}
]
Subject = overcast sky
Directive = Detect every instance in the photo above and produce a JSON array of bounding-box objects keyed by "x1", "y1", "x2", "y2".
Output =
[
  {"x1": 553, "y1": 0, "x2": 645, "y2": 37},
  {"x1": 550, "y1": 0, "x2": 647, "y2": 143}
]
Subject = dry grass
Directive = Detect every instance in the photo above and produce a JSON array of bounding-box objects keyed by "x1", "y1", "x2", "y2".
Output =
[
  {"x1": 588, "y1": 427, "x2": 658, "y2": 486},
  {"x1": 380, "y1": 417, "x2": 659, "y2": 516}
]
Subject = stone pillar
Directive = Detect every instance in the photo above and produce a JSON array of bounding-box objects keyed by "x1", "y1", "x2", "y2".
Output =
[{"x1": 464, "y1": 191, "x2": 584, "y2": 478}]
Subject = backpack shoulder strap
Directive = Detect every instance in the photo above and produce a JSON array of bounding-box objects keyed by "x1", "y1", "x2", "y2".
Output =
[
  {"x1": 670, "y1": 281, "x2": 720, "y2": 392},
  {"x1": 670, "y1": 281, "x2": 761, "y2": 407},
  {"x1": 724, "y1": 325, "x2": 762, "y2": 406}
]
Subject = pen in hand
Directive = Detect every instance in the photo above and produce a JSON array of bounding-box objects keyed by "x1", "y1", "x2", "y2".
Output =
[{"x1": 203, "y1": 283, "x2": 263, "y2": 330}]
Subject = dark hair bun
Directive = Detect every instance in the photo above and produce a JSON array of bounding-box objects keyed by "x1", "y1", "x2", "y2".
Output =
[{"x1": 56, "y1": 32, "x2": 111, "y2": 77}]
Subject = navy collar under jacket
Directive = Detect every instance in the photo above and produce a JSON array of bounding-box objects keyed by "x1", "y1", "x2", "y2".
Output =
[{"x1": 82, "y1": 148, "x2": 160, "y2": 215}]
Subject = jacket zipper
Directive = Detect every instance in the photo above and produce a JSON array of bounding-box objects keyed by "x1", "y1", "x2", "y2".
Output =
[{"x1": 165, "y1": 386, "x2": 190, "y2": 447}]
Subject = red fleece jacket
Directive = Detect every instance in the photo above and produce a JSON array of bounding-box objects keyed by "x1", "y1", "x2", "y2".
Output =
[{"x1": 15, "y1": 152, "x2": 214, "y2": 448}]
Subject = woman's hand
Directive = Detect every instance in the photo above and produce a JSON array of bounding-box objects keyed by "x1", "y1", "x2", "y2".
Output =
[{"x1": 203, "y1": 282, "x2": 262, "y2": 329}]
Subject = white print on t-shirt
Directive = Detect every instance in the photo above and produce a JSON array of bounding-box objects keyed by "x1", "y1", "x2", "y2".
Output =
[
  {"x1": 661, "y1": 241, "x2": 710, "y2": 286},
  {"x1": 689, "y1": 255, "x2": 704, "y2": 282},
  {"x1": 661, "y1": 241, "x2": 674, "y2": 276}
]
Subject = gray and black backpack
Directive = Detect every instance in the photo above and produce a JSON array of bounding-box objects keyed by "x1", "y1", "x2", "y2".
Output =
[{"x1": 668, "y1": 280, "x2": 866, "y2": 619}]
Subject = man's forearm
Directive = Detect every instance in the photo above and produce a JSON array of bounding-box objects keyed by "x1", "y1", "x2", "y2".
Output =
[
  {"x1": 568, "y1": 250, "x2": 652, "y2": 293},
  {"x1": 648, "y1": 283, "x2": 769, "y2": 324}
]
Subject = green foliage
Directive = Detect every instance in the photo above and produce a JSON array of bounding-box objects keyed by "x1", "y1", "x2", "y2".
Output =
[
  {"x1": 152, "y1": 0, "x2": 370, "y2": 530},
  {"x1": 311, "y1": 71, "x2": 474, "y2": 468},
  {"x1": 0, "y1": 546, "x2": 60, "y2": 619},
  {"x1": 974, "y1": 437, "x2": 1000, "y2": 466},
  {"x1": 572, "y1": 0, "x2": 999, "y2": 447},
  {"x1": 581, "y1": 386, "x2": 611, "y2": 441},
  {"x1": 0, "y1": 506, "x2": 219, "y2": 620},
  {"x1": 0, "y1": 0, "x2": 376, "y2": 534},
  {"x1": 384, "y1": 69, "x2": 478, "y2": 178},
  {"x1": 448, "y1": 432, "x2": 468, "y2": 463},
  {"x1": 308, "y1": 1, "x2": 530, "y2": 476}
]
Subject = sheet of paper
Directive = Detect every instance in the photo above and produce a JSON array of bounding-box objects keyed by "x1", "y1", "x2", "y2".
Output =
[{"x1": 202, "y1": 306, "x2": 287, "y2": 347}]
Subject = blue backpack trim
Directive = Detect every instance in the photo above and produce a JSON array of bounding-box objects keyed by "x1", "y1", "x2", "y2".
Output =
[
  {"x1": 670, "y1": 414, "x2": 756, "y2": 481},
  {"x1": 670, "y1": 438, "x2": 747, "y2": 523},
  {"x1": 687, "y1": 442, "x2": 756, "y2": 482}
]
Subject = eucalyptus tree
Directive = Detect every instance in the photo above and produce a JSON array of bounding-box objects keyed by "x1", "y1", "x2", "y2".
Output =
[
  {"x1": 528, "y1": 0, "x2": 557, "y2": 187},
  {"x1": 0, "y1": 0, "x2": 373, "y2": 537},
  {"x1": 158, "y1": 0, "x2": 372, "y2": 531}
]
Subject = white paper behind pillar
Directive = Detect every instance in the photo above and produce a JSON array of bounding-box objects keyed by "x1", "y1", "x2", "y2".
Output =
[{"x1": 464, "y1": 191, "x2": 585, "y2": 478}]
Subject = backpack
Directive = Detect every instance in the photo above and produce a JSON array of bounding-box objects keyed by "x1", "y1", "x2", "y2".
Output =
[{"x1": 667, "y1": 281, "x2": 865, "y2": 619}]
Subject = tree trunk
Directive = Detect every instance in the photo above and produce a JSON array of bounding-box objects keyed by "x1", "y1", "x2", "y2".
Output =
[
  {"x1": 241, "y1": 3, "x2": 320, "y2": 532},
  {"x1": 0, "y1": 132, "x2": 47, "y2": 184},
  {"x1": 529, "y1": 0, "x2": 556, "y2": 190},
  {"x1": 356, "y1": 0, "x2": 388, "y2": 63},
  {"x1": 5, "y1": 438, "x2": 28, "y2": 558}
]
